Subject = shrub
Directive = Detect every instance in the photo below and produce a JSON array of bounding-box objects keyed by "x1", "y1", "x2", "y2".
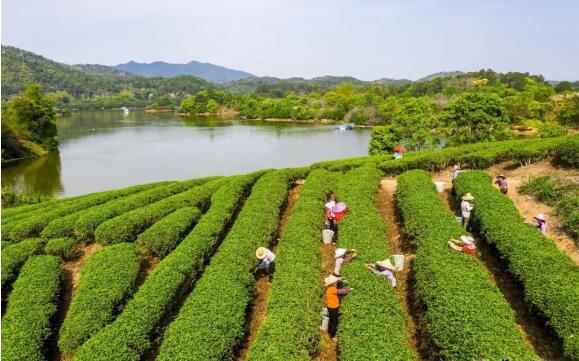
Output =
[
  {"x1": 1, "y1": 238, "x2": 46, "y2": 290},
  {"x1": 454, "y1": 171, "x2": 579, "y2": 359},
  {"x1": 44, "y1": 237, "x2": 79, "y2": 260},
  {"x1": 539, "y1": 122, "x2": 568, "y2": 138},
  {"x1": 136, "y1": 206, "x2": 202, "y2": 258},
  {"x1": 72, "y1": 177, "x2": 215, "y2": 241},
  {"x1": 555, "y1": 136, "x2": 579, "y2": 168},
  {"x1": 58, "y1": 243, "x2": 140, "y2": 356},
  {"x1": 73, "y1": 172, "x2": 266, "y2": 361},
  {"x1": 247, "y1": 169, "x2": 339, "y2": 360},
  {"x1": 40, "y1": 182, "x2": 169, "y2": 239},
  {"x1": 1, "y1": 255, "x2": 61, "y2": 361},
  {"x1": 3, "y1": 182, "x2": 167, "y2": 241},
  {"x1": 94, "y1": 178, "x2": 225, "y2": 244},
  {"x1": 156, "y1": 169, "x2": 303, "y2": 361},
  {"x1": 397, "y1": 170, "x2": 537, "y2": 360},
  {"x1": 336, "y1": 166, "x2": 415, "y2": 360}
]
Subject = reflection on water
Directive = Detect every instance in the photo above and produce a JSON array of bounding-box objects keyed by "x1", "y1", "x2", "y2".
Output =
[
  {"x1": 2, "y1": 154, "x2": 63, "y2": 196},
  {"x1": 2, "y1": 110, "x2": 371, "y2": 197}
]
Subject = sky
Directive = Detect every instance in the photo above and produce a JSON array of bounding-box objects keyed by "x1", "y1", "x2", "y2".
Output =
[{"x1": 2, "y1": 0, "x2": 578, "y2": 81}]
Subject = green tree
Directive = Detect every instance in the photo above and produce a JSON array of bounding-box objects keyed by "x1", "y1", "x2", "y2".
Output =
[
  {"x1": 554, "y1": 81, "x2": 573, "y2": 93},
  {"x1": 4, "y1": 83, "x2": 58, "y2": 151},
  {"x1": 442, "y1": 92, "x2": 513, "y2": 145},
  {"x1": 556, "y1": 95, "x2": 579, "y2": 127},
  {"x1": 368, "y1": 97, "x2": 437, "y2": 154}
]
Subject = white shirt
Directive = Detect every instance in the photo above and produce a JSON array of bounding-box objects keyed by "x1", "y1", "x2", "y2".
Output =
[
  {"x1": 334, "y1": 258, "x2": 344, "y2": 276},
  {"x1": 461, "y1": 200, "x2": 473, "y2": 218},
  {"x1": 262, "y1": 249, "x2": 276, "y2": 263}
]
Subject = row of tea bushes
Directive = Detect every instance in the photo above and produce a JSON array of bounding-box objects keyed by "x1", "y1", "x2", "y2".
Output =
[
  {"x1": 454, "y1": 171, "x2": 579, "y2": 360},
  {"x1": 1, "y1": 238, "x2": 46, "y2": 291},
  {"x1": 94, "y1": 178, "x2": 225, "y2": 244},
  {"x1": 2, "y1": 182, "x2": 168, "y2": 241},
  {"x1": 247, "y1": 169, "x2": 339, "y2": 360},
  {"x1": 396, "y1": 170, "x2": 537, "y2": 360},
  {"x1": 156, "y1": 169, "x2": 303, "y2": 361},
  {"x1": 73, "y1": 172, "x2": 265, "y2": 361},
  {"x1": 336, "y1": 166, "x2": 414, "y2": 360},
  {"x1": 311, "y1": 135, "x2": 578, "y2": 174},
  {"x1": 135, "y1": 206, "x2": 202, "y2": 258},
  {"x1": 58, "y1": 243, "x2": 140, "y2": 356},
  {"x1": 1, "y1": 255, "x2": 61, "y2": 361},
  {"x1": 60, "y1": 177, "x2": 214, "y2": 241}
]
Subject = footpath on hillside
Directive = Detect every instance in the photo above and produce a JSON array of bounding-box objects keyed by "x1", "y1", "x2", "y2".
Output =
[
  {"x1": 48, "y1": 242, "x2": 103, "y2": 361},
  {"x1": 378, "y1": 178, "x2": 434, "y2": 360},
  {"x1": 235, "y1": 181, "x2": 303, "y2": 361},
  {"x1": 432, "y1": 160, "x2": 578, "y2": 263},
  {"x1": 315, "y1": 193, "x2": 338, "y2": 361},
  {"x1": 431, "y1": 174, "x2": 564, "y2": 360}
]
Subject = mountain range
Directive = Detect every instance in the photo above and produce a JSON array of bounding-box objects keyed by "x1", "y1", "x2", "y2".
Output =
[{"x1": 113, "y1": 60, "x2": 254, "y2": 83}]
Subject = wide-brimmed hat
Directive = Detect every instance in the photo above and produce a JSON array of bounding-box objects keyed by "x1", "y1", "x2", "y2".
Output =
[
  {"x1": 324, "y1": 275, "x2": 341, "y2": 287},
  {"x1": 497, "y1": 174, "x2": 506, "y2": 179},
  {"x1": 377, "y1": 259, "x2": 396, "y2": 271},
  {"x1": 334, "y1": 248, "x2": 347, "y2": 258},
  {"x1": 462, "y1": 193, "x2": 475, "y2": 201},
  {"x1": 256, "y1": 247, "x2": 268, "y2": 260},
  {"x1": 534, "y1": 213, "x2": 546, "y2": 222},
  {"x1": 460, "y1": 235, "x2": 475, "y2": 245},
  {"x1": 325, "y1": 201, "x2": 336, "y2": 210},
  {"x1": 453, "y1": 164, "x2": 461, "y2": 170}
]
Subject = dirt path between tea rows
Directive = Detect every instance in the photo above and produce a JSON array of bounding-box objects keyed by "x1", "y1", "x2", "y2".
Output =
[
  {"x1": 379, "y1": 178, "x2": 435, "y2": 360},
  {"x1": 235, "y1": 181, "x2": 303, "y2": 361},
  {"x1": 434, "y1": 177, "x2": 564, "y2": 360}
]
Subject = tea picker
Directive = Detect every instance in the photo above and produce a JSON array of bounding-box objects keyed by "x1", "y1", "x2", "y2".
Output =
[
  {"x1": 255, "y1": 247, "x2": 276, "y2": 282},
  {"x1": 325, "y1": 198, "x2": 349, "y2": 241},
  {"x1": 448, "y1": 235, "x2": 476, "y2": 257},
  {"x1": 494, "y1": 175, "x2": 508, "y2": 194},
  {"x1": 365, "y1": 258, "x2": 398, "y2": 288},
  {"x1": 460, "y1": 193, "x2": 474, "y2": 230},
  {"x1": 324, "y1": 274, "x2": 352, "y2": 341},
  {"x1": 333, "y1": 247, "x2": 357, "y2": 277}
]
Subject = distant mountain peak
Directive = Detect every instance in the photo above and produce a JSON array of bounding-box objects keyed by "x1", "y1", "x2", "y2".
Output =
[{"x1": 114, "y1": 60, "x2": 254, "y2": 83}]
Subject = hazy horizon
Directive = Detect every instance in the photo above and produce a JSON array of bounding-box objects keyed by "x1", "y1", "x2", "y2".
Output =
[{"x1": 2, "y1": 0, "x2": 579, "y2": 81}]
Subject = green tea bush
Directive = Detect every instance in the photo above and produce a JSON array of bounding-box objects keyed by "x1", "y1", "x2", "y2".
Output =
[
  {"x1": 94, "y1": 178, "x2": 225, "y2": 244},
  {"x1": 58, "y1": 243, "x2": 140, "y2": 355},
  {"x1": 336, "y1": 166, "x2": 415, "y2": 360},
  {"x1": 247, "y1": 169, "x2": 338, "y2": 360},
  {"x1": 40, "y1": 182, "x2": 169, "y2": 239},
  {"x1": 554, "y1": 136, "x2": 579, "y2": 168},
  {"x1": 3, "y1": 182, "x2": 167, "y2": 241},
  {"x1": 1, "y1": 255, "x2": 61, "y2": 361},
  {"x1": 454, "y1": 171, "x2": 579, "y2": 359},
  {"x1": 397, "y1": 170, "x2": 537, "y2": 360},
  {"x1": 73, "y1": 172, "x2": 265, "y2": 361},
  {"x1": 156, "y1": 169, "x2": 302, "y2": 361},
  {"x1": 539, "y1": 122, "x2": 568, "y2": 138},
  {"x1": 136, "y1": 206, "x2": 202, "y2": 258},
  {"x1": 1, "y1": 238, "x2": 46, "y2": 290},
  {"x1": 44, "y1": 237, "x2": 79, "y2": 260},
  {"x1": 73, "y1": 177, "x2": 215, "y2": 241}
]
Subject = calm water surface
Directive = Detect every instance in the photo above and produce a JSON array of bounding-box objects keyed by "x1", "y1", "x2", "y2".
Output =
[{"x1": 2, "y1": 110, "x2": 371, "y2": 197}]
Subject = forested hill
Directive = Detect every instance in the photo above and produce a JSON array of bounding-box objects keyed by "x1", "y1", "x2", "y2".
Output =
[
  {"x1": 1, "y1": 46, "x2": 210, "y2": 99},
  {"x1": 114, "y1": 60, "x2": 253, "y2": 83}
]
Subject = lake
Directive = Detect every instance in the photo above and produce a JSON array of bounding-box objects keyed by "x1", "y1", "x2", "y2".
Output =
[{"x1": 1, "y1": 110, "x2": 371, "y2": 197}]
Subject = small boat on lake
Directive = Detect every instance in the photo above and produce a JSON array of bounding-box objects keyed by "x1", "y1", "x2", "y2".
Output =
[
  {"x1": 333, "y1": 123, "x2": 355, "y2": 131},
  {"x1": 121, "y1": 107, "x2": 130, "y2": 115}
]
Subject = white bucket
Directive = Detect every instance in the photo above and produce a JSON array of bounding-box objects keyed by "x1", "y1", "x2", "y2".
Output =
[
  {"x1": 320, "y1": 316, "x2": 329, "y2": 330},
  {"x1": 393, "y1": 255, "x2": 404, "y2": 271},
  {"x1": 322, "y1": 229, "x2": 334, "y2": 244},
  {"x1": 435, "y1": 181, "x2": 445, "y2": 193},
  {"x1": 320, "y1": 307, "x2": 329, "y2": 330},
  {"x1": 455, "y1": 216, "x2": 463, "y2": 224}
]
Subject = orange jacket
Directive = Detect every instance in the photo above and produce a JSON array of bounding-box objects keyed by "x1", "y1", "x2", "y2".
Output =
[{"x1": 326, "y1": 285, "x2": 340, "y2": 308}]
